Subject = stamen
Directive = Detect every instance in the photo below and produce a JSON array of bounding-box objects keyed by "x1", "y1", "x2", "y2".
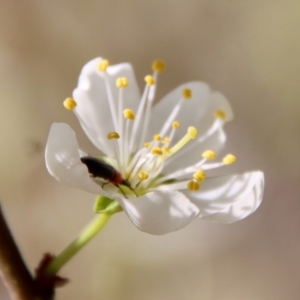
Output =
[
  {"x1": 102, "y1": 72, "x2": 118, "y2": 131},
  {"x1": 172, "y1": 121, "x2": 179, "y2": 128},
  {"x1": 151, "y1": 146, "x2": 163, "y2": 156},
  {"x1": 97, "y1": 59, "x2": 109, "y2": 72},
  {"x1": 214, "y1": 110, "x2": 226, "y2": 120},
  {"x1": 107, "y1": 132, "x2": 120, "y2": 140},
  {"x1": 152, "y1": 59, "x2": 165, "y2": 72},
  {"x1": 63, "y1": 97, "x2": 77, "y2": 110},
  {"x1": 148, "y1": 60, "x2": 162, "y2": 102},
  {"x1": 144, "y1": 142, "x2": 151, "y2": 148},
  {"x1": 166, "y1": 127, "x2": 197, "y2": 158},
  {"x1": 123, "y1": 109, "x2": 135, "y2": 120},
  {"x1": 155, "y1": 158, "x2": 207, "y2": 185},
  {"x1": 158, "y1": 88, "x2": 190, "y2": 137},
  {"x1": 139, "y1": 85, "x2": 156, "y2": 148},
  {"x1": 123, "y1": 109, "x2": 135, "y2": 166},
  {"x1": 153, "y1": 134, "x2": 161, "y2": 141},
  {"x1": 182, "y1": 88, "x2": 192, "y2": 99},
  {"x1": 201, "y1": 162, "x2": 223, "y2": 170},
  {"x1": 116, "y1": 77, "x2": 128, "y2": 89},
  {"x1": 164, "y1": 118, "x2": 221, "y2": 169},
  {"x1": 135, "y1": 171, "x2": 151, "y2": 189},
  {"x1": 129, "y1": 83, "x2": 150, "y2": 153},
  {"x1": 117, "y1": 87, "x2": 125, "y2": 166},
  {"x1": 138, "y1": 171, "x2": 149, "y2": 181},
  {"x1": 162, "y1": 137, "x2": 169, "y2": 144},
  {"x1": 125, "y1": 152, "x2": 143, "y2": 182},
  {"x1": 193, "y1": 170, "x2": 206, "y2": 182},
  {"x1": 202, "y1": 150, "x2": 216, "y2": 160},
  {"x1": 162, "y1": 146, "x2": 170, "y2": 154},
  {"x1": 167, "y1": 120, "x2": 180, "y2": 144},
  {"x1": 106, "y1": 132, "x2": 121, "y2": 172},
  {"x1": 154, "y1": 180, "x2": 189, "y2": 192},
  {"x1": 148, "y1": 156, "x2": 161, "y2": 184},
  {"x1": 187, "y1": 180, "x2": 200, "y2": 191},
  {"x1": 139, "y1": 62, "x2": 165, "y2": 145},
  {"x1": 223, "y1": 154, "x2": 236, "y2": 165},
  {"x1": 145, "y1": 75, "x2": 155, "y2": 86}
]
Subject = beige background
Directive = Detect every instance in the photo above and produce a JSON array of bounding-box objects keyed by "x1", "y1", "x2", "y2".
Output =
[{"x1": 0, "y1": 0, "x2": 299, "y2": 299}]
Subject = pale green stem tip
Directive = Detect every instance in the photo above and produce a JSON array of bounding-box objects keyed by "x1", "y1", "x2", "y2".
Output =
[{"x1": 46, "y1": 198, "x2": 116, "y2": 276}]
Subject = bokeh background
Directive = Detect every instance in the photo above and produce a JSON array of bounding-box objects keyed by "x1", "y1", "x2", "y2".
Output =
[{"x1": 0, "y1": 0, "x2": 299, "y2": 299}]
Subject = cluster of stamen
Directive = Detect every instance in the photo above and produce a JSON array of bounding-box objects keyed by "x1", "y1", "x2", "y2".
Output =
[{"x1": 63, "y1": 58, "x2": 236, "y2": 196}]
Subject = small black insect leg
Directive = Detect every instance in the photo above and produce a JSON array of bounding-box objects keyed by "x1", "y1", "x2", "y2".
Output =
[
  {"x1": 115, "y1": 184, "x2": 128, "y2": 199},
  {"x1": 101, "y1": 181, "x2": 110, "y2": 188},
  {"x1": 128, "y1": 186, "x2": 138, "y2": 197}
]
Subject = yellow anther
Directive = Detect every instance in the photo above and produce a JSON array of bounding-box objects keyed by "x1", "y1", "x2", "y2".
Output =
[
  {"x1": 144, "y1": 142, "x2": 151, "y2": 148},
  {"x1": 162, "y1": 146, "x2": 170, "y2": 153},
  {"x1": 152, "y1": 59, "x2": 165, "y2": 72},
  {"x1": 202, "y1": 150, "x2": 216, "y2": 160},
  {"x1": 214, "y1": 110, "x2": 226, "y2": 120},
  {"x1": 63, "y1": 97, "x2": 77, "y2": 110},
  {"x1": 151, "y1": 146, "x2": 163, "y2": 156},
  {"x1": 153, "y1": 134, "x2": 161, "y2": 141},
  {"x1": 123, "y1": 109, "x2": 135, "y2": 120},
  {"x1": 125, "y1": 172, "x2": 130, "y2": 180},
  {"x1": 223, "y1": 154, "x2": 236, "y2": 165},
  {"x1": 182, "y1": 88, "x2": 192, "y2": 99},
  {"x1": 107, "y1": 132, "x2": 120, "y2": 140},
  {"x1": 167, "y1": 127, "x2": 197, "y2": 158},
  {"x1": 193, "y1": 170, "x2": 206, "y2": 182},
  {"x1": 116, "y1": 77, "x2": 128, "y2": 88},
  {"x1": 172, "y1": 121, "x2": 179, "y2": 128},
  {"x1": 162, "y1": 137, "x2": 169, "y2": 144},
  {"x1": 138, "y1": 171, "x2": 149, "y2": 181},
  {"x1": 97, "y1": 59, "x2": 109, "y2": 72},
  {"x1": 187, "y1": 127, "x2": 197, "y2": 139},
  {"x1": 187, "y1": 180, "x2": 200, "y2": 191},
  {"x1": 144, "y1": 75, "x2": 155, "y2": 86}
]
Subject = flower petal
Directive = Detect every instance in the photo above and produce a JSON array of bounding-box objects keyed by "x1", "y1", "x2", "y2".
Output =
[
  {"x1": 116, "y1": 191, "x2": 199, "y2": 235},
  {"x1": 184, "y1": 171, "x2": 264, "y2": 223},
  {"x1": 45, "y1": 122, "x2": 105, "y2": 195},
  {"x1": 73, "y1": 58, "x2": 141, "y2": 154}
]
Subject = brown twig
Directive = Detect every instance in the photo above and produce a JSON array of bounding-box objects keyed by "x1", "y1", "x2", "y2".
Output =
[{"x1": 0, "y1": 203, "x2": 54, "y2": 300}]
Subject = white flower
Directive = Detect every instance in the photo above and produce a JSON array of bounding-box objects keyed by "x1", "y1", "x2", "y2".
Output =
[{"x1": 45, "y1": 58, "x2": 264, "y2": 235}]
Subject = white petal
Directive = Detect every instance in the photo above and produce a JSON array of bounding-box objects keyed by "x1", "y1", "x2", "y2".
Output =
[
  {"x1": 73, "y1": 58, "x2": 141, "y2": 153},
  {"x1": 202, "y1": 174, "x2": 264, "y2": 223},
  {"x1": 45, "y1": 123, "x2": 105, "y2": 195},
  {"x1": 116, "y1": 191, "x2": 199, "y2": 235},
  {"x1": 184, "y1": 171, "x2": 264, "y2": 223}
]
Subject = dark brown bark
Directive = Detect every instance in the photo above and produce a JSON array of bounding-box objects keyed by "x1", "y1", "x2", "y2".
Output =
[{"x1": 0, "y1": 204, "x2": 54, "y2": 300}]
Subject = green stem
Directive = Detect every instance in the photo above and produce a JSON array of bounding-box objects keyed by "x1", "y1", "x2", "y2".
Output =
[{"x1": 46, "y1": 213, "x2": 111, "y2": 276}]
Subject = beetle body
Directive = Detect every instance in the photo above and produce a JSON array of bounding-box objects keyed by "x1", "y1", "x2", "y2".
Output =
[{"x1": 80, "y1": 156, "x2": 131, "y2": 188}]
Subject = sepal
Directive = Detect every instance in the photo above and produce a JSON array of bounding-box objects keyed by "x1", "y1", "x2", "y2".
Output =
[{"x1": 93, "y1": 195, "x2": 123, "y2": 214}]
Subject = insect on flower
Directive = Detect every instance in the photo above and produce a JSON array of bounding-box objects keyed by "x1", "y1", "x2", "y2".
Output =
[
  {"x1": 80, "y1": 156, "x2": 136, "y2": 197},
  {"x1": 45, "y1": 57, "x2": 264, "y2": 235}
]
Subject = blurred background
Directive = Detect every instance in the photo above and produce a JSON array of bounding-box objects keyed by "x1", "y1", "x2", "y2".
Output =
[{"x1": 0, "y1": 0, "x2": 299, "y2": 299}]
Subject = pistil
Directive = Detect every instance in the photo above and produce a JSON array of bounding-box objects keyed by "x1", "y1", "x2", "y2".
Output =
[{"x1": 165, "y1": 127, "x2": 197, "y2": 159}]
